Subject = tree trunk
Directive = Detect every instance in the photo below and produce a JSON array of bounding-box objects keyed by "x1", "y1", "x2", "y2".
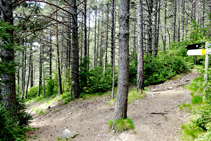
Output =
[
  {"x1": 153, "y1": 1, "x2": 158, "y2": 57},
  {"x1": 21, "y1": 48, "x2": 25, "y2": 99},
  {"x1": 173, "y1": 0, "x2": 177, "y2": 42},
  {"x1": 99, "y1": 12, "x2": 104, "y2": 67},
  {"x1": 104, "y1": 3, "x2": 109, "y2": 74},
  {"x1": 49, "y1": 33, "x2": 52, "y2": 79},
  {"x1": 111, "y1": 0, "x2": 115, "y2": 76},
  {"x1": 94, "y1": 6, "x2": 97, "y2": 68},
  {"x1": 113, "y1": 0, "x2": 130, "y2": 129},
  {"x1": 71, "y1": 0, "x2": 80, "y2": 98},
  {"x1": 147, "y1": 0, "x2": 153, "y2": 54},
  {"x1": 0, "y1": 0, "x2": 16, "y2": 112},
  {"x1": 56, "y1": 4, "x2": 63, "y2": 95},
  {"x1": 137, "y1": 0, "x2": 144, "y2": 91},
  {"x1": 37, "y1": 43, "x2": 42, "y2": 97},
  {"x1": 191, "y1": 0, "x2": 196, "y2": 20},
  {"x1": 177, "y1": 0, "x2": 180, "y2": 41},
  {"x1": 163, "y1": 0, "x2": 167, "y2": 51},
  {"x1": 42, "y1": 42, "x2": 45, "y2": 98},
  {"x1": 30, "y1": 42, "x2": 33, "y2": 88},
  {"x1": 111, "y1": 0, "x2": 116, "y2": 99},
  {"x1": 202, "y1": 0, "x2": 205, "y2": 28},
  {"x1": 182, "y1": 0, "x2": 185, "y2": 39},
  {"x1": 25, "y1": 45, "x2": 32, "y2": 99}
]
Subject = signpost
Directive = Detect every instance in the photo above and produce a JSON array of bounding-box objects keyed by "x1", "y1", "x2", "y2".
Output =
[{"x1": 187, "y1": 42, "x2": 211, "y2": 102}]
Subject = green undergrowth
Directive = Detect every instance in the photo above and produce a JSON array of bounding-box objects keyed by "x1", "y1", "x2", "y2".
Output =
[
  {"x1": 107, "y1": 87, "x2": 147, "y2": 106},
  {"x1": 180, "y1": 70, "x2": 211, "y2": 141},
  {"x1": 108, "y1": 118, "x2": 135, "y2": 132}
]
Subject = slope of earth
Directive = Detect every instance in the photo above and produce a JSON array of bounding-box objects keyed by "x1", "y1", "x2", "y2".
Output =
[{"x1": 26, "y1": 70, "x2": 199, "y2": 141}]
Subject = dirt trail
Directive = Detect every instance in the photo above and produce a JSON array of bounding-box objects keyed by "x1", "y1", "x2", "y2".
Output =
[{"x1": 26, "y1": 71, "x2": 199, "y2": 141}]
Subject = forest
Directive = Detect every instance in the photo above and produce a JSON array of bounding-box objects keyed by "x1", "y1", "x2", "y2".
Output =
[{"x1": 1, "y1": 0, "x2": 211, "y2": 140}]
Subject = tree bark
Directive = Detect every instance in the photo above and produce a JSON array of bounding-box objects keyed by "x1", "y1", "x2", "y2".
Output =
[
  {"x1": 37, "y1": 43, "x2": 42, "y2": 97},
  {"x1": 137, "y1": 0, "x2": 144, "y2": 91},
  {"x1": 94, "y1": 6, "x2": 97, "y2": 68},
  {"x1": 111, "y1": 0, "x2": 115, "y2": 76},
  {"x1": 173, "y1": 0, "x2": 177, "y2": 42},
  {"x1": 163, "y1": 0, "x2": 167, "y2": 51},
  {"x1": 113, "y1": 0, "x2": 130, "y2": 129},
  {"x1": 0, "y1": 0, "x2": 16, "y2": 112},
  {"x1": 147, "y1": 0, "x2": 153, "y2": 54},
  {"x1": 21, "y1": 48, "x2": 25, "y2": 99},
  {"x1": 71, "y1": 0, "x2": 80, "y2": 98},
  {"x1": 111, "y1": 0, "x2": 116, "y2": 99},
  {"x1": 177, "y1": 0, "x2": 180, "y2": 41},
  {"x1": 153, "y1": 1, "x2": 158, "y2": 57},
  {"x1": 104, "y1": 3, "x2": 109, "y2": 74},
  {"x1": 182, "y1": 0, "x2": 185, "y2": 39},
  {"x1": 49, "y1": 33, "x2": 52, "y2": 79},
  {"x1": 56, "y1": 3, "x2": 63, "y2": 95}
]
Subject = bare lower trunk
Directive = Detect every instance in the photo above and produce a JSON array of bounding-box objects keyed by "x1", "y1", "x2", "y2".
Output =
[
  {"x1": 71, "y1": 0, "x2": 80, "y2": 98},
  {"x1": 137, "y1": 0, "x2": 144, "y2": 91},
  {"x1": 104, "y1": 3, "x2": 109, "y2": 74},
  {"x1": 113, "y1": 0, "x2": 130, "y2": 129}
]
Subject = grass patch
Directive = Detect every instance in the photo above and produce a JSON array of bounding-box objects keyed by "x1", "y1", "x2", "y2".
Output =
[
  {"x1": 108, "y1": 118, "x2": 135, "y2": 132},
  {"x1": 191, "y1": 95, "x2": 203, "y2": 105},
  {"x1": 115, "y1": 118, "x2": 135, "y2": 132},
  {"x1": 128, "y1": 87, "x2": 146, "y2": 103}
]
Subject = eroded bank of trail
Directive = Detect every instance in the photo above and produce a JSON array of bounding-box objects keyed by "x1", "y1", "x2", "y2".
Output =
[{"x1": 26, "y1": 70, "x2": 199, "y2": 141}]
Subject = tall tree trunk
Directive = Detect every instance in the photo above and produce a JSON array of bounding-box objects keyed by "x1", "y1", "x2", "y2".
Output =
[
  {"x1": 147, "y1": 0, "x2": 153, "y2": 54},
  {"x1": 173, "y1": 0, "x2": 177, "y2": 42},
  {"x1": 56, "y1": 3, "x2": 63, "y2": 95},
  {"x1": 137, "y1": 0, "x2": 144, "y2": 91},
  {"x1": 37, "y1": 44, "x2": 42, "y2": 97},
  {"x1": 104, "y1": 3, "x2": 109, "y2": 74},
  {"x1": 30, "y1": 42, "x2": 33, "y2": 88},
  {"x1": 191, "y1": 0, "x2": 196, "y2": 20},
  {"x1": 21, "y1": 48, "x2": 25, "y2": 99},
  {"x1": 88, "y1": 10, "x2": 91, "y2": 70},
  {"x1": 153, "y1": 1, "x2": 158, "y2": 57},
  {"x1": 0, "y1": 0, "x2": 16, "y2": 111},
  {"x1": 182, "y1": 0, "x2": 185, "y2": 40},
  {"x1": 113, "y1": 0, "x2": 130, "y2": 129},
  {"x1": 133, "y1": 23, "x2": 137, "y2": 55},
  {"x1": 177, "y1": 0, "x2": 180, "y2": 41},
  {"x1": 71, "y1": 0, "x2": 80, "y2": 98},
  {"x1": 94, "y1": 6, "x2": 97, "y2": 68},
  {"x1": 202, "y1": 0, "x2": 205, "y2": 28},
  {"x1": 111, "y1": 0, "x2": 115, "y2": 76},
  {"x1": 157, "y1": 0, "x2": 161, "y2": 49},
  {"x1": 42, "y1": 42, "x2": 45, "y2": 98},
  {"x1": 163, "y1": 0, "x2": 167, "y2": 51},
  {"x1": 25, "y1": 45, "x2": 32, "y2": 99},
  {"x1": 111, "y1": 0, "x2": 116, "y2": 99},
  {"x1": 49, "y1": 33, "x2": 52, "y2": 79},
  {"x1": 99, "y1": 12, "x2": 104, "y2": 67},
  {"x1": 186, "y1": 1, "x2": 189, "y2": 37}
]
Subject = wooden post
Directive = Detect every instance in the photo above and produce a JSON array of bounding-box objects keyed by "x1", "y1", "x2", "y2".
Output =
[{"x1": 204, "y1": 42, "x2": 209, "y2": 82}]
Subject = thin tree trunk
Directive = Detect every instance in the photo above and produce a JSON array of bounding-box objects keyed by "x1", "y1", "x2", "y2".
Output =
[
  {"x1": 111, "y1": 0, "x2": 116, "y2": 99},
  {"x1": 147, "y1": 0, "x2": 153, "y2": 54},
  {"x1": 25, "y1": 45, "x2": 32, "y2": 99},
  {"x1": 56, "y1": 3, "x2": 63, "y2": 95},
  {"x1": 37, "y1": 44, "x2": 42, "y2": 97},
  {"x1": 173, "y1": 0, "x2": 177, "y2": 42},
  {"x1": 202, "y1": 0, "x2": 205, "y2": 28},
  {"x1": 99, "y1": 12, "x2": 103, "y2": 67},
  {"x1": 163, "y1": 0, "x2": 167, "y2": 51},
  {"x1": 42, "y1": 42, "x2": 45, "y2": 98},
  {"x1": 21, "y1": 48, "x2": 25, "y2": 99},
  {"x1": 113, "y1": 0, "x2": 130, "y2": 129},
  {"x1": 182, "y1": 0, "x2": 185, "y2": 40},
  {"x1": 111, "y1": 0, "x2": 115, "y2": 76},
  {"x1": 49, "y1": 33, "x2": 52, "y2": 79},
  {"x1": 153, "y1": 1, "x2": 158, "y2": 57},
  {"x1": 94, "y1": 6, "x2": 97, "y2": 68},
  {"x1": 71, "y1": 0, "x2": 80, "y2": 98},
  {"x1": 137, "y1": 0, "x2": 144, "y2": 91},
  {"x1": 157, "y1": 0, "x2": 161, "y2": 50},
  {"x1": 104, "y1": 3, "x2": 109, "y2": 74},
  {"x1": 177, "y1": 0, "x2": 180, "y2": 41}
]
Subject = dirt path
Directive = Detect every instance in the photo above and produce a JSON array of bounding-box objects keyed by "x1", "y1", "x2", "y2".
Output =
[{"x1": 26, "y1": 71, "x2": 199, "y2": 141}]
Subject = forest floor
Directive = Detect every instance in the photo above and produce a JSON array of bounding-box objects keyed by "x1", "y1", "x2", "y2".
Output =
[{"x1": 26, "y1": 70, "x2": 199, "y2": 141}]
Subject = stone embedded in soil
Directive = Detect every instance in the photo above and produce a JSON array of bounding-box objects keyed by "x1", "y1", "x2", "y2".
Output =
[
  {"x1": 167, "y1": 87, "x2": 173, "y2": 90},
  {"x1": 61, "y1": 129, "x2": 79, "y2": 140}
]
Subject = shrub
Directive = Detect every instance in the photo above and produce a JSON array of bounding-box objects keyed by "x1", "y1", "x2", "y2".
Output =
[
  {"x1": 46, "y1": 79, "x2": 57, "y2": 97},
  {"x1": 0, "y1": 98, "x2": 32, "y2": 141},
  {"x1": 191, "y1": 95, "x2": 203, "y2": 105}
]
